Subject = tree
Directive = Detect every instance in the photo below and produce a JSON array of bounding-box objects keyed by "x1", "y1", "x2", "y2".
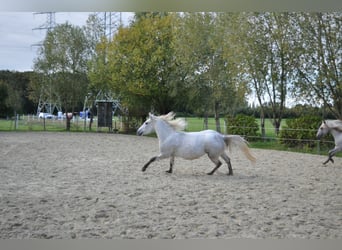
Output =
[
  {"x1": 0, "y1": 80, "x2": 9, "y2": 117},
  {"x1": 240, "y1": 13, "x2": 297, "y2": 135},
  {"x1": 175, "y1": 13, "x2": 248, "y2": 132},
  {"x1": 0, "y1": 70, "x2": 35, "y2": 117},
  {"x1": 294, "y1": 13, "x2": 342, "y2": 119},
  {"x1": 85, "y1": 14, "x2": 112, "y2": 96},
  {"x1": 31, "y1": 23, "x2": 90, "y2": 130},
  {"x1": 106, "y1": 12, "x2": 180, "y2": 117}
]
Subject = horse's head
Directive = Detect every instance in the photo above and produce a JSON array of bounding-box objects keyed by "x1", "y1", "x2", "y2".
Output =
[
  {"x1": 137, "y1": 113, "x2": 156, "y2": 136},
  {"x1": 317, "y1": 120, "x2": 330, "y2": 139}
]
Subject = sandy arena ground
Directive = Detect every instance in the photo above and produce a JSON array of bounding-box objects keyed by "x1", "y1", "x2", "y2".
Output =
[{"x1": 0, "y1": 132, "x2": 341, "y2": 239}]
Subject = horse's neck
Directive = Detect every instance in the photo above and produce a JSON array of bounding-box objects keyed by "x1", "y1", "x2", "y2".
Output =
[
  {"x1": 155, "y1": 119, "x2": 176, "y2": 142},
  {"x1": 329, "y1": 127, "x2": 342, "y2": 143}
]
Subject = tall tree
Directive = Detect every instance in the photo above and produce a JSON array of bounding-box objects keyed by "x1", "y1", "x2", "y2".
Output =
[
  {"x1": 107, "y1": 12, "x2": 180, "y2": 117},
  {"x1": 0, "y1": 71, "x2": 35, "y2": 116},
  {"x1": 294, "y1": 13, "x2": 342, "y2": 119},
  {"x1": 241, "y1": 13, "x2": 297, "y2": 134},
  {"x1": 175, "y1": 13, "x2": 247, "y2": 131},
  {"x1": 31, "y1": 23, "x2": 89, "y2": 130},
  {"x1": 85, "y1": 14, "x2": 112, "y2": 96}
]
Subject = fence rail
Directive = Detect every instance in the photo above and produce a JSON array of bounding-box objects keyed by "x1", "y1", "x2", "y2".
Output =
[
  {"x1": 0, "y1": 114, "x2": 123, "y2": 132},
  {"x1": 0, "y1": 115, "x2": 335, "y2": 155}
]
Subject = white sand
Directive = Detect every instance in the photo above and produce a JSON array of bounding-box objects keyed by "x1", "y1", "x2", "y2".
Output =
[{"x1": 0, "y1": 132, "x2": 341, "y2": 239}]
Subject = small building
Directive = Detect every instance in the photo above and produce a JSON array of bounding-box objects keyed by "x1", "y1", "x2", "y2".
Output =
[{"x1": 96, "y1": 101, "x2": 113, "y2": 131}]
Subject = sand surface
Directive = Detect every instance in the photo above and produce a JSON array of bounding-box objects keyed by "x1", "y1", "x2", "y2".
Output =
[{"x1": 0, "y1": 132, "x2": 341, "y2": 239}]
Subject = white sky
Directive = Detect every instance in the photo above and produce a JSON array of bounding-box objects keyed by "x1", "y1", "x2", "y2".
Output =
[{"x1": 0, "y1": 12, "x2": 133, "y2": 72}]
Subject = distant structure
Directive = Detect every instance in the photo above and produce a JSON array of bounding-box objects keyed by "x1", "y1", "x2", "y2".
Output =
[
  {"x1": 32, "y1": 12, "x2": 56, "y2": 47},
  {"x1": 83, "y1": 90, "x2": 125, "y2": 132},
  {"x1": 31, "y1": 12, "x2": 124, "y2": 117},
  {"x1": 32, "y1": 12, "x2": 61, "y2": 116},
  {"x1": 96, "y1": 12, "x2": 122, "y2": 41},
  {"x1": 30, "y1": 12, "x2": 59, "y2": 116},
  {"x1": 93, "y1": 12, "x2": 124, "y2": 131}
]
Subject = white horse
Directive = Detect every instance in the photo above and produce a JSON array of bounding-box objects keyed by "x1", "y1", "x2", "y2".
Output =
[
  {"x1": 137, "y1": 112, "x2": 256, "y2": 175},
  {"x1": 317, "y1": 120, "x2": 342, "y2": 164}
]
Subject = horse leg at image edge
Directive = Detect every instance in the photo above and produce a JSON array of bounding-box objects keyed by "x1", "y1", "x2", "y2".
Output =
[{"x1": 166, "y1": 156, "x2": 174, "y2": 173}]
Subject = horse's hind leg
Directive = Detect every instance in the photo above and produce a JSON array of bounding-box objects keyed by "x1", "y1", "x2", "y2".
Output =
[
  {"x1": 207, "y1": 155, "x2": 222, "y2": 175},
  {"x1": 221, "y1": 152, "x2": 233, "y2": 175}
]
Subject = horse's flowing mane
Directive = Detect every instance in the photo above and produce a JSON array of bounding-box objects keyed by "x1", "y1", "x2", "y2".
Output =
[
  {"x1": 327, "y1": 119, "x2": 342, "y2": 132},
  {"x1": 158, "y1": 112, "x2": 187, "y2": 131}
]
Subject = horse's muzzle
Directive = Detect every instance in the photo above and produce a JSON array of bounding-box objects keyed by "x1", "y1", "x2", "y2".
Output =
[
  {"x1": 137, "y1": 129, "x2": 143, "y2": 136},
  {"x1": 316, "y1": 133, "x2": 322, "y2": 140}
]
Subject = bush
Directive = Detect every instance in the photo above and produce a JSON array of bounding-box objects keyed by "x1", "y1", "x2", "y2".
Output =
[
  {"x1": 226, "y1": 114, "x2": 259, "y2": 140},
  {"x1": 280, "y1": 115, "x2": 331, "y2": 148}
]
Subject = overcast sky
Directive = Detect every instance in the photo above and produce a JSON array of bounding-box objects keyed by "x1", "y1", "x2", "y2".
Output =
[{"x1": 0, "y1": 12, "x2": 133, "y2": 72}]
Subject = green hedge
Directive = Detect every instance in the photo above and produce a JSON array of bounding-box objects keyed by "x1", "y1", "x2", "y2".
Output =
[
  {"x1": 226, "y1": 114, "x2": 259, "y2": 140},
  {"x1": 280, "y1": 115, "x2": 332, "y2": 148}
]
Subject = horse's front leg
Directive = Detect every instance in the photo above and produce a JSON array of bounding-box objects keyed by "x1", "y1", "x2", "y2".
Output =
[
  {"x1": 166, "y1": 156, "x2": 175, "y2": 173},
  {"x1": 142, "y1": 156, "x2": 158, "y2": 171},
  {"x1": 142, "y1": 153, "x2": 169, "y2": 172},
  {"x1": 323, "y1": 155, "x2": 334, "y2": 165},
  {"x1": 323, "y1": 146, "x2": 341, "y2": 165}
]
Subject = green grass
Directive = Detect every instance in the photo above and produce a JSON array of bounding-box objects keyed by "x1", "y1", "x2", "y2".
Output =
[
  {"x1": 0, "y1": 116, "x2": 119, "y2": 133},
  {"x1": 184, "y1": 117, "x2": 281, "y2": 138},
  {"x1": 183, "y1": 117, "x2": 225, "y2": 132}
]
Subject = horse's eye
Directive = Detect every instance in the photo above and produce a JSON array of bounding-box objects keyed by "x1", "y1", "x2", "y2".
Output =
[{"x1": 145, "y1": 122, "x2": 149, "y2": 125}]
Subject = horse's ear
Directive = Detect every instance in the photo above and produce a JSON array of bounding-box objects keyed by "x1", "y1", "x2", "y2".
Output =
[{"x1": 149, "y1": 113, "x2": 155, "y2": 119}]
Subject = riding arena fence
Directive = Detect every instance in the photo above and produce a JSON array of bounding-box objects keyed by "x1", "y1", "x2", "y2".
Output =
[{"x1": 0, "y1": 114, "x2": 335, "y2": 155}]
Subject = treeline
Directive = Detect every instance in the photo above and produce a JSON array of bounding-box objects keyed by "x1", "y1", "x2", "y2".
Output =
[
  {"x1": 0, "y1": 68, "x2": 334, "y2": 121},
  {"x1": 0, "y1": 70, "x2": 35, "y2": 118},
  {"x1": 232, "y1": 104, "x2": 336, "y2": 120},
  {"x1": 1, "y1": 12, "x2": 341, "y2": 132}
]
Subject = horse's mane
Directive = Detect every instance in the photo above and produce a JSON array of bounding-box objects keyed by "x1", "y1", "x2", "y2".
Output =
[
  {"x1": 326, "y1": 119, "x2": 342, "y2": 132},
  {"x1": 158, "y1": 112, "x2": 187, "y2": 131}
]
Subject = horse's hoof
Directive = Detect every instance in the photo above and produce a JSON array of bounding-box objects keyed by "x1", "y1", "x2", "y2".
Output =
[
  {"x1": 165, "y1": 170, "x2": 172, "y2": 174},
  {"x1": 207, "y1": 172, "x2": 213, "y2": 175}
]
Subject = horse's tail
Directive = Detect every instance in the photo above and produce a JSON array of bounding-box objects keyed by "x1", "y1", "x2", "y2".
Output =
[{"x1": 223, "y1": 135, "x2": 256, "y2": 163}]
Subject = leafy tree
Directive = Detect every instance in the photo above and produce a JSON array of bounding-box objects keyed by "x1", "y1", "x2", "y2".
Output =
[
  {"x1": 0, "y1": 70, "x2": 35, "y2": 116},
  {"x1": 175, "y1": 13, "x2": 248, "y2": 132},
  {"x1": 0, "y1": 80, "x2": 9, "y2": 117},
  {"x1": 106, "y1": 12, "x2": 180, "y2": 118},
  {"x1": 294, "y1": 13, "x2": 342, "y2": 119},
  {"x1": 85, "y1": 14, "x2": 113, "y2": 97},
  {"x1": 31, "y1": 23, "x2": 89, "y2": 130},
  {"x1": 240, "y1": 13, "x2": 298, "y2": 135}
]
